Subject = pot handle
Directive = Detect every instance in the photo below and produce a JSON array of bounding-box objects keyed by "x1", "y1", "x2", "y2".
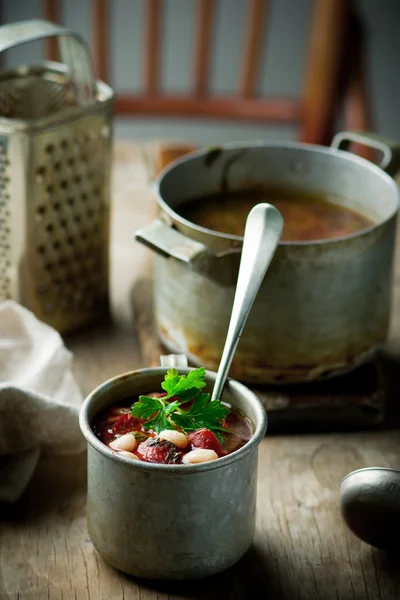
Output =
[
  {"x1": 331, "y1": 131, "x2": 400, "y2": 177},
  {"x1": 135, "y1": 218, "x2": 209, "y2": 264}
]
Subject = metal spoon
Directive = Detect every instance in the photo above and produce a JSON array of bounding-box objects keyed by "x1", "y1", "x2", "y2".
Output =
[
  {"x1": 339, "y1": 467, "x2": 400, "y2": 550},
  {"x1": 211, "y1": 203, "x2": 283, "y2": 401}
]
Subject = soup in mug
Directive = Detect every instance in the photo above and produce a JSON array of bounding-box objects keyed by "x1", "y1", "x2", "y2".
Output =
[
  {"x1": 93, "y1": 398, "x2": 252, "y2": 464},
  {"x1": 92, "y1": 367, "x2": 253, "y2": 465},
  {"x1": 177, "y1": 186, "x2": 374, "y2": 242}
]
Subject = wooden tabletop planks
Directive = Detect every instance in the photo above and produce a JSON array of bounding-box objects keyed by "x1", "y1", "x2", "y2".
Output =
[{"x1": 1, "y1": 142, "x2": 400, "y2": 600}]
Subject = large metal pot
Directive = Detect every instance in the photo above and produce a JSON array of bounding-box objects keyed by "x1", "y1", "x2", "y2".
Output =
[
  {"x1": 136, "y1": 132, "x2": 400, "y2": 384},
  {"x1": 79, "y1": 355, "x2": 267, "y2": 580}
]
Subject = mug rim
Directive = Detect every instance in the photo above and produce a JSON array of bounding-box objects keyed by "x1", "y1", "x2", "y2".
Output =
[
  {"x1": 79, "y1": 366, "x2": 268, "y2": 474},
  {"x1": 155, "y1": 140, "x2": 400, "y2": 248}
]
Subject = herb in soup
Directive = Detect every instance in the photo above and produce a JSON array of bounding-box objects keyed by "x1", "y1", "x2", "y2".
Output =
[
  {"x1": 178, "y1": 187, "x2": 374, "y2": 242},
  {"x1": 92, "y1": 367, "x2": 253, "y2": 465}
]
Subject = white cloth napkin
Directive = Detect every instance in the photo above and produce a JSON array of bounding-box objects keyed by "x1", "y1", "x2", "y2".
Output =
[{"x1": 0, "y1": 301, "x2": 85, "y2": 502}]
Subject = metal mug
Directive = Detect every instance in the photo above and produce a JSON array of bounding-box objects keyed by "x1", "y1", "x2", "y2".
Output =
[
  {"x1": 136, "y1": 131, "x2": 400, "y2": 384},
  {"x1": 79, "y1": 355, "x2": 267, "y2": 580}
]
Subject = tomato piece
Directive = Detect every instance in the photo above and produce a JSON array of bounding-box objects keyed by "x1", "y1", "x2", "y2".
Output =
[
  {"x1": 187, "y1": 428, "x2": 226, "y2": 456},
  {"x1": 112, "y1": 413, "x2": 143, "y2": 435},
  {"x1": 137, "y1": 438, "x2": 182, "y2": 464}
]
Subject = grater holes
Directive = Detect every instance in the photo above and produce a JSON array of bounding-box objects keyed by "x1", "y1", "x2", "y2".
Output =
[
  {"x1": 45, "y1": 144, "x2": 55, "y2": 155},
  {"x1": 35, "y1": 166, "x2": 46, "y2": 183},
  {"x1": 46, "y1": 223, "x2": 55, "y2": 234},
  {"x1": 32, "y1": 126, "x2": 108, "y2": 315},
  {"x1": 0, "y1": 83, "x2": 21, "y2": 118},
  {"x1": 0, "y1": 141, "x2": 12, "y2": 301},
  {"x1": 37, "y1": 245, "x2": 46, "y2": 255}
]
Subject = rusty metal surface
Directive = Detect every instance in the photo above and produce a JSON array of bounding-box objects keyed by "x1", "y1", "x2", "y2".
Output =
[{"x1": 152, "y1": 219, "x2": 396, "y2": 384}]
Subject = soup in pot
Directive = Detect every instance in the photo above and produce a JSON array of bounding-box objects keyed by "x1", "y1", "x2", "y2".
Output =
[{"x1": 177, "y1": 187, "x2": 374, "y2": 242}]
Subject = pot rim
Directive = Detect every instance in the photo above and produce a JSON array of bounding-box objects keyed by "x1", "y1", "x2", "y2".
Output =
[
  {"x1": 155, "y1": 140, "x2": 400, "y2": 248},
  {"x1": 79, "y1": 366, "x2": 268, "y2": 474}
]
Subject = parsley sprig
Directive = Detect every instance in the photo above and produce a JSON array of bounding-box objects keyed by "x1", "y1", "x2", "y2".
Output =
[{"x1": 131, "y1": 367, "x2": 229, "y2": 441}]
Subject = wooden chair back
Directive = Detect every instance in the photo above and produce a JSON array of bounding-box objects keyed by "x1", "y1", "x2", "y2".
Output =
[{"x1": 43, "y1": 0, "x2": 370, "y2": 147}]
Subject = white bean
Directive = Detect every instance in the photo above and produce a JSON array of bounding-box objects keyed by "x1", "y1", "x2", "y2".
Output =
[
  {"x1": 118, "y1": 450, "x2": 140, "y2": 460},
  {"x1": 109, "y1": 433, "x2": 138, "y2": 452},
  {"x1": 182, "y1": 449, "x2": 218, "y2": 464},
  {"x1": 159, "y1": 429, "x2": 189, "y2": 449}
]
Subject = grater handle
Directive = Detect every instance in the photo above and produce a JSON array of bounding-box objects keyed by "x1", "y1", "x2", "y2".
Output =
[{"x1": 0, "y1": 19, "x2": 96, "y2": 105}]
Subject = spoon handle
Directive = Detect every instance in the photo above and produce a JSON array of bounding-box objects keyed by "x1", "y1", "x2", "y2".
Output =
[{"x1": 211, "y1": 203, "x2": 283, "y2": 401}]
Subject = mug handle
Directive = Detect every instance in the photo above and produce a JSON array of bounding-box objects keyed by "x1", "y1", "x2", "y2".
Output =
[
  {"x1": 331, "y1": 131, "x2": 400, "y2": 177},
  {"x1": 160, "y1": 354, "x2": 188, "y2": 368}
]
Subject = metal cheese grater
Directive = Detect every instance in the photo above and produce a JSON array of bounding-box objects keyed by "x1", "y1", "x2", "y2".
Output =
[{"x1": 0, "y1": 20, "x2": 114, "y2": 334}]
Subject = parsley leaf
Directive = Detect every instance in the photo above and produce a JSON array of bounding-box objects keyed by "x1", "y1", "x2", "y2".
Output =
[
  {"x1": 130, "y1": 368, "x2": 230, "y2": 438},
  {"x1": 171, "y1": 393, "x2": 229, "y2": 436},
  {"x1": 144, "y1": 410, "x2": 174, "y2": 432},
  {"x1": 131, "y1": 395, "x2": 175, "y2": 432},
  {"x1": 164, "y1": 400, "x2": 181, "y2": 416},
  {"x1": 161, "y1": 367, "x2": 207, "y2": 398},
  {"x1": 131, "y1": 395, "x2": 162, "y2": 419}
]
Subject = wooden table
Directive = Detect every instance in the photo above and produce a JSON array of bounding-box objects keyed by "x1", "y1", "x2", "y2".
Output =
[{"x1": 2, "y1": 142, "x2": 400, "y2": 600}]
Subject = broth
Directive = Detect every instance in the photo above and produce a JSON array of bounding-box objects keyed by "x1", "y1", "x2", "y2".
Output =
[{"x1": 177, "y1": 187, "x2": 374, "y2": 242}]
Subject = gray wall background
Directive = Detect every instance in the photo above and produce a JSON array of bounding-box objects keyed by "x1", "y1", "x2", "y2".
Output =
[{"x1": 2, "y1": 0, "x2": 399, "y2": 146}]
